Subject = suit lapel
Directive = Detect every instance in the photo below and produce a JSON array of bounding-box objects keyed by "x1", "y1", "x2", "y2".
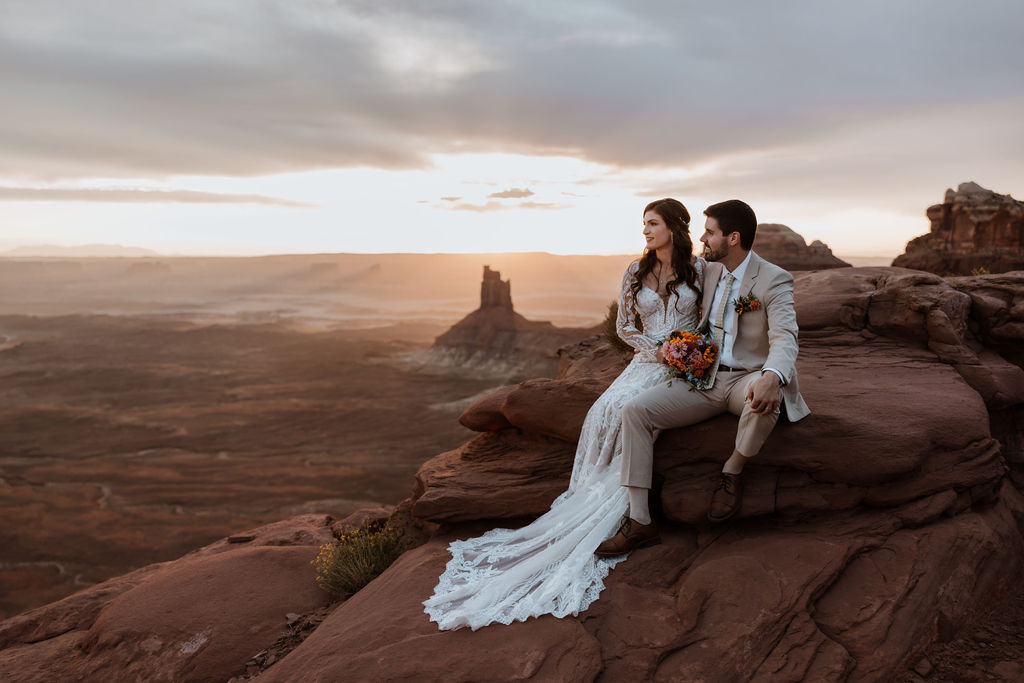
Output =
[
  {"x1": 729, "y1": 252, "x2": 762, "y2": 338},
  {"x1": 699, "y1": 261, "x2": 722, "y2": 329},
  {"x1": 738, "y1": 251, "x2": 762, "y2": 301}
]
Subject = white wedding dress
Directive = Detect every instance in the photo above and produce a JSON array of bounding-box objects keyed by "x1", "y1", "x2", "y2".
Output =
[{"x1": 424, "y1": 259, "x2": 705, "y2": 631}]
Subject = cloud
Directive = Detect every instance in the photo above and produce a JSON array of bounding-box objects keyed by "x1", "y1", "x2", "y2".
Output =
[
  {"x1": 0, "y1": 0, "x2": 1021, "y2": 194},
  {"x1": 445, "y1": 199, "x2": 569, "y2": 212},
  {"x1": 0, "y1": 187, "x2": 315, "y2": 207},
  {"x1": 440, "y1": 196, "x2": 462, "y2": 201},
  {"x1": 487, "y1": 187, "x2": 536, "y2": 197}
]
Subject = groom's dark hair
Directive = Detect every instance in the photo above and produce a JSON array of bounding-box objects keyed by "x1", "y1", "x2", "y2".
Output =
[{"x1": 704, "y1": 200, "x2": 757, "y2": 250}]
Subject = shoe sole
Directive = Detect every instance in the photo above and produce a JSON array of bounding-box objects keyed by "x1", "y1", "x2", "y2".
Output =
[{"x1": 594, "y1": 536, "x2": 662, "y2": 558}]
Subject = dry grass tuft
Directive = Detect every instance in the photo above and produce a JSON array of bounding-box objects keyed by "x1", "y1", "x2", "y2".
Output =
[{"x1": 312, "y1": 518, "x2": 417, "y2": 599}]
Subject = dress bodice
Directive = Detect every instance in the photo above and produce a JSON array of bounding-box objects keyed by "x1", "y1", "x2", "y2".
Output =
[{"x1": 616, "y1": 259, "x2": 705, "y2": 362}]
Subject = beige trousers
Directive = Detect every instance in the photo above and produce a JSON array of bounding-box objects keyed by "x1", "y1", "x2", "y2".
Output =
[{"x1": 620, "y1": 369, "x2": 781, "y2": 488}]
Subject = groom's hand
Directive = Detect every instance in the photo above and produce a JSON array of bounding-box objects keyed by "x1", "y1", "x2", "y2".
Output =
[{"x1": 747, "y1": 373, "x2": 781, "y2": 414}]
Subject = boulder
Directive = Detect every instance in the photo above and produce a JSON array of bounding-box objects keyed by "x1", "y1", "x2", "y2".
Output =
[
  {"x1": 413, "y1": 431, "x2": 575, "y2": 523},
  {"x1": 458, "y1": 384, "x2": 516, "y2": 432},
  {"x1": 501, "y1": 376, "x2": 610, "y2": 442}
]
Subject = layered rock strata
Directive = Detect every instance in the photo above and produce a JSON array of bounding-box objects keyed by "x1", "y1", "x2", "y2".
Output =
[{"x1": 893, "y1": 182, "x2": 1024, "y2": 275}]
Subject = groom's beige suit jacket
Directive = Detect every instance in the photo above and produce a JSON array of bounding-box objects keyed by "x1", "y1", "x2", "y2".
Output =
[{"x1": 698, "y1": 251, "x2": 810, "y2": 422}]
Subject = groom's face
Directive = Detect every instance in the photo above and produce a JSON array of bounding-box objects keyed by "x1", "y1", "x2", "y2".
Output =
[{"x1": 700, "y1": 217, "x2": 730, "y2": 262}]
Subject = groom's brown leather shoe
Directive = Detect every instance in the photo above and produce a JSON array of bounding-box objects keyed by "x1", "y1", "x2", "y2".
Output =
[
  {"x1": 594, "y1": 518, "x2": 661, "y2": 557},
  {"x1": 708, "y1": 472, "x2": 743, "y2": 523}
]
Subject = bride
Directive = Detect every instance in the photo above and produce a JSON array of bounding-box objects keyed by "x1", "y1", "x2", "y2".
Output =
[{"x1": 424, "y1": 198, "x2": 705, "y2": 631}]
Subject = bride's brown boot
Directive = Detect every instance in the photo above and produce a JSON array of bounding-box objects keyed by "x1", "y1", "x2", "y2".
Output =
[{"x1": 594, "y1": 518, "x2": 661, "y2": 557}]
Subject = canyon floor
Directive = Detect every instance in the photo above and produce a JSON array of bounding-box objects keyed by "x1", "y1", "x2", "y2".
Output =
[{"x1": 0, "y1": 313, "x2": 498, "y2": 619}]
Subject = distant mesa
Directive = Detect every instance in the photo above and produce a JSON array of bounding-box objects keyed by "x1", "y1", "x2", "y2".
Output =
[
  {"x1": 301, "y1": 262, "x2": 341, "y2": 282},
  {"x1": 425, "y1": 266, "x2": 594, "y2": 379},
  {"x1": 754, "y1": 224, "x2": 850, "y2": 271},
  {"x1": 1, "y1": 243, "x2": 159, "y2": 258},
  {"x1": 308, "y1": 262, "x2": 339, "y2": 276},
  {"x1": 893, "y1": 182, "x2": 1024, "y2": 275},
  {"x1": 122, "y1": 261, "x2": 173, "y2": 277}
]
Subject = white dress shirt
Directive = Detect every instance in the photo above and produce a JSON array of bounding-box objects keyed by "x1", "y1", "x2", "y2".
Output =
[{"x1": 708, "y1": 252, "x2": 786, "y2": 385}]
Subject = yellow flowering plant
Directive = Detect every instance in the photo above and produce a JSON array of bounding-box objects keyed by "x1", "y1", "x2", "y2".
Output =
[{"x1": 312, "y1": 519, "x2": 415, "y2": 599}]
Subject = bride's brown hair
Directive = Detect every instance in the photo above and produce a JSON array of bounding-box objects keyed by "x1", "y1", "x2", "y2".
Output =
[{"x1": 629, "y1": 198, "x2": 701, "y2": 308}]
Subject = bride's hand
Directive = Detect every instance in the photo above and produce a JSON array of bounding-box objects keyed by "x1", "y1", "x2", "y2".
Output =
[
  {"x1": 747, "y1": 373, "x2": 781, "y2": 414},
  {"x1": 655, "y1": 346, "x2": 667, "y2": 364}
]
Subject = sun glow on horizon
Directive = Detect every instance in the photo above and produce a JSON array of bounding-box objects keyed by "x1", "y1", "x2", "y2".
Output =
[{"x1": 0, "y1": 151, "x2": 939, "y2": 260}]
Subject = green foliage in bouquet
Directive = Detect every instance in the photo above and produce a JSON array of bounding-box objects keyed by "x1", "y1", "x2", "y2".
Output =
[{"x1": 312, "y1": 518, "x2": 417, "y2": 599}]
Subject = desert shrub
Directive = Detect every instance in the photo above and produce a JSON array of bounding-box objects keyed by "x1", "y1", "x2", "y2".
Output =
[
  {"x1": 603, "y1": 300, "x2": 638, "y2": 355},
  {"x1": 312, "y1": 519, "x2": 416, "y2": 599},
  {"x1": 971, "y1": 266, "x2": 990, "y2": 276}
]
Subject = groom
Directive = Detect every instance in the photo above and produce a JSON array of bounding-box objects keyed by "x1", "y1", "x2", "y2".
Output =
[{"x1": 596, "y1": 199, "x2": 810, "y2": 556}]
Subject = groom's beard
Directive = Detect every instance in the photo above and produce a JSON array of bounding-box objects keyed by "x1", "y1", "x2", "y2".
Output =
[{"x1": 702, "y1": 243, "x2": 728, "y2": 262}]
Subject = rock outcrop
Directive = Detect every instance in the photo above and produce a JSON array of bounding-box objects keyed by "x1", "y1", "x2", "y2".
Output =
[
  {"x1": 271, "y1": 267, "x2": 1022, "y2": 682},
  {"x1": 2, "y1": 268, "x2": 1023, "y2": 682},
  {"x1": 893, "y1": 182, "x2": 1024, "y2": 275},
  {"x1": 0, "y1": 515, "x2": 336, "y2": 682},
  {"x1": 424, "y1": 266, "x2": 596, "y2": 379},
  {"x1": 754, "y1": 223, "x2": 850, "y2": 270}
]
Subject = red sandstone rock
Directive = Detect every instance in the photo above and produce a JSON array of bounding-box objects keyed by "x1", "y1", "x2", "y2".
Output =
[
  {"x1": 330, "y1": 506, "x2": 393, "y2": 536},
  {"x1": 4, "y1": 267, "x2": 1024, "y2": 683},
  {"x1": 893, "y1": 182, "x2": 1024, "y2": 275},
  {"x1": 255, "y1": 541, "x2": 603, "y2": 682},
  {"x1": 501, "y1": 376, "x2": 611, "y2": 442},
  {"x1": 195, "y1": 514, "x2": 335, "y2": 556},
  {"x1": 754, "y1": 223, "x2": 850, "y2": 271},
  {"x1": 458, "y1": 383, "x2": 516, "y2": 432},
  {"x1": 0, "y1": 516, "x2": 334, "y2": 683},
  {"x1": 250, "y1": 495, "x2": 1023, "y2": 683},
  {"x1": 412, "y1": 431, "x2": 575, "y2": 522},
  {"x1": 414, "y1": 269, "x2": 1015, "y2": 526},
  {"x1": 556, "y1": 333, "x2": 631, "y2": 381}
]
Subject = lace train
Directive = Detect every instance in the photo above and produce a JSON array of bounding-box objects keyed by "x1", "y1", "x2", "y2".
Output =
[{"x1": 423, "y1": 259, "x2": 704, "y2": 630}]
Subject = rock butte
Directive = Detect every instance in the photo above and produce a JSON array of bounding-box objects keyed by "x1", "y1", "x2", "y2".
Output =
[
  {"x1": 753, "y1": 223, "x2": 850, "y2": 271},
  {"x1": 893, "y1": 181, "x2": 1024, "y2": 275},
  {"x1": 424, "y1": 265, "x2": 597, "y2": 379},
  {"x1": 1, "y1": 266, "x2": 1022, "y2": 681}
]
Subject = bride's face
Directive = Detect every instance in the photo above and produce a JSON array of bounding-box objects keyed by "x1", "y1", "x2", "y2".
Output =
[{"x1": 642, "y1": 211, "x2": 672, "y2": 251}]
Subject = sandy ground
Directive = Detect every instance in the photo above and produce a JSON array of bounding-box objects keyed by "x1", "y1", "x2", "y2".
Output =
[{"x1": 0, "y1": 313, "x2": 499, "y2": 618}]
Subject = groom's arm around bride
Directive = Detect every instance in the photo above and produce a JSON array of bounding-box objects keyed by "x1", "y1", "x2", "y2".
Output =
[{"x1": 597, "y1": 199, "x2": 810, "y2": 556}]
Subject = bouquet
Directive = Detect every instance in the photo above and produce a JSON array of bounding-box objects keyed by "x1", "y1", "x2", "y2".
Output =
[{"x1": 661, "y1": 330, "x2": 718, "y2": 390}]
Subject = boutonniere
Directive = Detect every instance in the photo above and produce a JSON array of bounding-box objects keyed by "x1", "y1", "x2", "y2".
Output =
[{"x1": 733, "y1": 290, "x2": 761, "y2": 315}]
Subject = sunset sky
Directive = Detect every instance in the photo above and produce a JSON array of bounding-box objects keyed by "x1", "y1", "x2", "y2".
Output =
[{"x1": 1, "y1": 1, "x2": 1022, "y2": 258}]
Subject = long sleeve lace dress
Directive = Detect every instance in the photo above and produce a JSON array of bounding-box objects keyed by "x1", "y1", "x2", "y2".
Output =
[{"x1": 423, "y1": 259, "x2": 704, "y2": 630}]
